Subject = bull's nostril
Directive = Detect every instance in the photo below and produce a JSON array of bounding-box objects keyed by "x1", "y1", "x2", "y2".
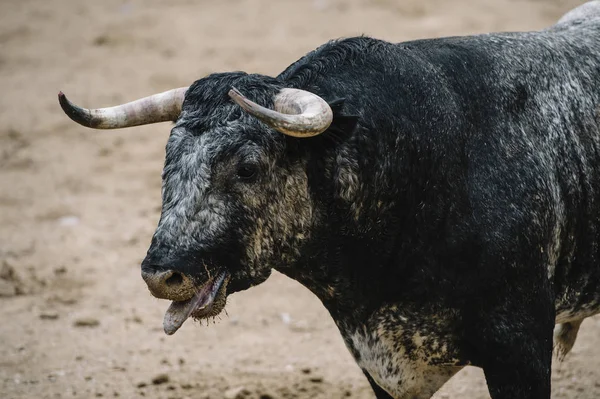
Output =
[
  {"x1": 142, "y1": 269, "x2": 195, "y2": 301},
  {"x1": 165, "y1": 272, "x2": 184, "y2": 287}
]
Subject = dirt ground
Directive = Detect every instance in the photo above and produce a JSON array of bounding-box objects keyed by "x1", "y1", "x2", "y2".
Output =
[{"x1": 1, "y1": 0, "x2": 599, "y2": 398}]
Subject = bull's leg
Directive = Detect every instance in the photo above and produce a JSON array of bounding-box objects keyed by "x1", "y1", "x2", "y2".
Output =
[
  {"x1": 467, "y1": 292, "x2": 554, "y2": 399},
  {"x1": 554, "y1": 319, "x2": 583, "y2": 361},
  {"x1": 362, "y1": 370, "x2": 394, "y2": 399}
]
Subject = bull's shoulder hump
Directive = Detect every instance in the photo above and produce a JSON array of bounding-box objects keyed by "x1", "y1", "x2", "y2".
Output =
[{"x1": 555, "y1": 1, "x2": 600, "y2": 27}]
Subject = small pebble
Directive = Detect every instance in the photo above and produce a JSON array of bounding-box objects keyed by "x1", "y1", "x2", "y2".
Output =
[
  {"x1": 280, "y1": 313, "x2": 291, "y2": 325},
  {"x1": 40, "y1": 312, "x2": 59, "y2": 320},
  {"x1": 58, "y1": 216, "x2": 80, "y2": 227},
  {"x1": 151, "y1": 373, "x2": 170, "y2": 385},
  {"x1": 74, "y1": 318, "x2": 100, "y2": 327},
  {"x1": 290, "y1": 320, "x2": 310, "y2": 332}
]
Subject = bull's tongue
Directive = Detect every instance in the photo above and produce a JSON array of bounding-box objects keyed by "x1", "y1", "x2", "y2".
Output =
[{"x1": 163, "y1": 274, "x2": 222, "y2": 335}]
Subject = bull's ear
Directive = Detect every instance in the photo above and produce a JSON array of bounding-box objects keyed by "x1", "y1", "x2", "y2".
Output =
[
  {"x1": 285, "y1": 97, "x2": 358, "y2": 152},
  {"x1": 324, "y1": 98, "x2": 359, "y2": 142}
]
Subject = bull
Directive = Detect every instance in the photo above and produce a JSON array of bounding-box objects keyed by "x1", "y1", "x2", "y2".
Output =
[{"x1": 58, "y1": 2, "x2": 600, "y2": 398}]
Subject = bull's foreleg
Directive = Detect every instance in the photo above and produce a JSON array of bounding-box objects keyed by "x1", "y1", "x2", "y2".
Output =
[
  {"x1": 554, "y1": 319, "x2": 583, "y2": 361},
  {"x1": 466, "y1": 286, "x2": 555, "y2": 399},
  {"x1": 362, "y1": 370, "x2": 395, "y2": 399}
]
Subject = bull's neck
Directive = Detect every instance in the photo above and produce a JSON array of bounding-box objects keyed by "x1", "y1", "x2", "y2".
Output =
[
  {"x1": 277, "y1": 210, "x2": 408, "y2": 326},
  {"x1": 275, "y1": 256, "x2": 378, "y2": 324},
  {"x1": 277, "y1": 167, "x2": 406, "y2": 323}
]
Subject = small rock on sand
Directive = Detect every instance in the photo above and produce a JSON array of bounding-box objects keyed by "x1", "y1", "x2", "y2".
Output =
[
  {"x1": 73, "y1": 318, "x2": 100, "y2": 327},
  {"x1": 58, "y1": 216, "x2": 80, "y2": 227},
  {"x1": 289, "y1": 320, "x2": 310, "y2": 332},
  {"x1": 151, "y1": 373, "x2": 169, "y2": 385},
  {"x1": 40, "y1": 312, "x2": 59, "y2": 320}
]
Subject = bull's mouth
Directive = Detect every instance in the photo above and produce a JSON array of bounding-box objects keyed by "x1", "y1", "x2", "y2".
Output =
[{"x1": 163, "y1": 271, "x2": 230, "y2": 335}]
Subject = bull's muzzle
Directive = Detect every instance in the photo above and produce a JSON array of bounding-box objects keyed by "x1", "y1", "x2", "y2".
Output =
[{"x1": 141, "y1": 268, "x2": 197, "y2": 301}]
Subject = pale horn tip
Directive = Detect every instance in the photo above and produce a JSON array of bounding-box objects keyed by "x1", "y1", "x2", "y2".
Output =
[
  {"x1": 228, "y1": 87, "x2": 245, "y2": 105},
  {"x1": 228, "y1": 86, "x2": 261, "y2": 115}
]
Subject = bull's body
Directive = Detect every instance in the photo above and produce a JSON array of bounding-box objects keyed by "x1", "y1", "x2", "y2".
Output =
[
  {"x1": 270, "y1": 8, "x2": 600, "y2": 398},
  {"x1": 59, "y1": 2, "x2": 600, "y2": 398}
]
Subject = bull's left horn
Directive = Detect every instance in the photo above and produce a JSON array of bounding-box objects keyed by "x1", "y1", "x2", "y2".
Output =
[
  {"x1": 228, "y1": 87, "x2": 333, "y2": 137},
  {"x1": 58, "y1": 87, "x2": 188, "y2": 129}
]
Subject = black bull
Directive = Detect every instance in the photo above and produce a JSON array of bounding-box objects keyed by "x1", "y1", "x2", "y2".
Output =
[{"x1": 59, "y1": 2, "x2": 600, "y2": 398}]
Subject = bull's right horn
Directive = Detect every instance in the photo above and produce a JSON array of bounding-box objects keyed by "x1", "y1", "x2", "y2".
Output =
[
  {"x1": 228, "y1": 87, "x2": 333, "y2": 138},
  {"x1": 58, "y1": 87, "x2": 188, "y2": 129}
]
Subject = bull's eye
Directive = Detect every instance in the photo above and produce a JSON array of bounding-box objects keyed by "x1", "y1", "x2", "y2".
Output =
[{"x1": 236, "y1": 163, "x2": 258, "y2": 181}]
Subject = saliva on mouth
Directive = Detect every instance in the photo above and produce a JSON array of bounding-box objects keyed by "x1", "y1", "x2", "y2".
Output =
[{"x1": 163, "y1": 271, "x2": 228, "y2": 335}]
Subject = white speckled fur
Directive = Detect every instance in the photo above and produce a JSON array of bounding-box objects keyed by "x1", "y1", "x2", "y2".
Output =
[{"x1": 348, "y1": 324, "x2": 461, "y2": 398}]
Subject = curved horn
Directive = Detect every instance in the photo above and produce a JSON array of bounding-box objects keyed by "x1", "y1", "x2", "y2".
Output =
[
  {"x1": 58, "y1": 87, "x2": 188, "y2": 129},
  {"x1": 228, "y1": 87, "x2": 333, "y2": 137}
]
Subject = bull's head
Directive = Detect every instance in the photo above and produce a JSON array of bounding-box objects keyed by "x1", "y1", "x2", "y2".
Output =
[{"x1": 58, "y1": 73, "x2": 334, "y2": 334}]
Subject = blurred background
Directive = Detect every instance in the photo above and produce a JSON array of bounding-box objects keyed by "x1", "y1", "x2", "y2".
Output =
[{"x1": 0, "y1": 0, "x2": 598, "y2": 398}]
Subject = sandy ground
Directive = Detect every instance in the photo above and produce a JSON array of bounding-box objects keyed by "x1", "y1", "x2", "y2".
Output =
[{"x1": 1, "y1": 0, "x2": 599, "y2": 398}]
